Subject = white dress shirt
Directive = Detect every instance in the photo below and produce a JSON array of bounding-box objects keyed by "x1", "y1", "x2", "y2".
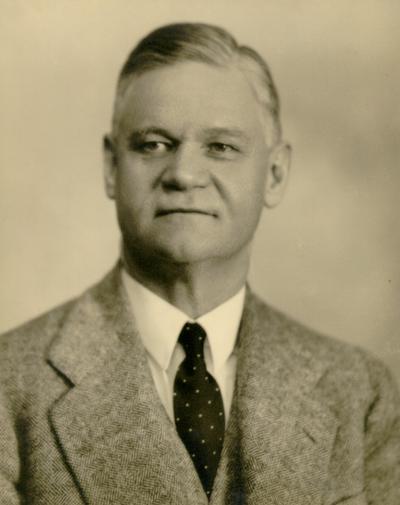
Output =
[{"x1": 121, "y1": 269, "x2": 245, "y2": 424}]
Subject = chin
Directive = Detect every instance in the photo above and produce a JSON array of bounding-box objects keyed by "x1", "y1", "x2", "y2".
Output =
[
  {"x1": 154, "y1": 242, "x2": 213, "y2": 265},
  {"x1": 153, "y1": 237, "x2": 247, "y2": 266}
]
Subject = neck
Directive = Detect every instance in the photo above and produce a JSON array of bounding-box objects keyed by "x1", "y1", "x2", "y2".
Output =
[{"x1": 122, "y1": 245, "x2": 250, "y2": 319}]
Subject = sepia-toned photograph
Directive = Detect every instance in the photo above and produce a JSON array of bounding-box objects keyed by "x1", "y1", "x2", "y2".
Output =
[{"x1": 1, "y1": 1, "x2": 399, "y2": 503}]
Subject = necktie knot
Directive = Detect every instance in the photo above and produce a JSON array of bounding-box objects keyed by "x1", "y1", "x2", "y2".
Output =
[{"x1": 178, "y1": 322, "x2": 206, "y2": 363}]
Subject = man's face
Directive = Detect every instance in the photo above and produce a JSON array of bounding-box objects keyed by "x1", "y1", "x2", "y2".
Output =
[{"x1": 105, "y1": 61, "x2": 288, "y2": 265}]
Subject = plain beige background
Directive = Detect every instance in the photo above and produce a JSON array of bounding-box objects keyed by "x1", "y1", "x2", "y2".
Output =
[{"x1": 1, "y1": 0, "x2": 399, "y2": 384}]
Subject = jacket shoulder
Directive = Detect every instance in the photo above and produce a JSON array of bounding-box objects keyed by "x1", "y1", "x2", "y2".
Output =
[
  {"x1": 0, "y1": 267, "x2": 119, "y2": 378},
  {"x1": 249, "y1": 290, "x2": 353, "y2": 355},
  {"x1": 249, "y1": 290, "x2": 399, "y2": 399},
  {"x1": 0, "y1": 299, "x2": 75, "y2": 369}
]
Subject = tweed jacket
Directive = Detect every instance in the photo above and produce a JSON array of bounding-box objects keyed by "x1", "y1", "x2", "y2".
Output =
[{"x1": 0, "y1": 267, "x2": 399, "y2": 505}]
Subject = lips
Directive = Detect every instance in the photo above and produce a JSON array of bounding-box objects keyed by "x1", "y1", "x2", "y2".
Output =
[{"x1": 156, "y1": 208, "x2": 217, "y2": 217}]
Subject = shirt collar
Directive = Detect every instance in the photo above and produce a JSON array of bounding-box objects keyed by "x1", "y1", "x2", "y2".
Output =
[{"x1": 121, "y1": 269, "x2": 245, "y2": 372}]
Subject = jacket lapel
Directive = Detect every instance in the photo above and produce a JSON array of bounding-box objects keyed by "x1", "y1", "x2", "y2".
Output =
[
  {"x1": 48, "y1": 268, "x2": 207, "y2": 505},
  {"x1": 229, "y1": 291, "x2": 339, "y2": 504}
]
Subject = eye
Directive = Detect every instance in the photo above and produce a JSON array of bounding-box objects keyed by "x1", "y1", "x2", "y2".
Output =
[
  {"x1": 137, "y1": 141, "x2": 172, "y2": 154},
  {"x1": 208, "y1": 142, "x2": 236, "y2": 154},
  {"x1": 206, "y1": 142, "x2": 240, "y2": 160}
]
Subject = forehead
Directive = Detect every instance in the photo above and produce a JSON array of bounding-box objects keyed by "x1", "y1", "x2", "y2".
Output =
[{"x1": 115, "y1": 61, "x2": 268, "y2": 139}]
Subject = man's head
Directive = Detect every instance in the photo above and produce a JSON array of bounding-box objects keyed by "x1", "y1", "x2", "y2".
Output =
[{"x1": 104, "y1": 23, "x2": 290, "y2": 269}]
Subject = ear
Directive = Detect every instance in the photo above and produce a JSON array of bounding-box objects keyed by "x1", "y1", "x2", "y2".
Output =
[
  {"x1": 103, "y1": 134, "x2": 117, "y2": 200},
  {"x1": 264, "y1": 141, "x2": 291, "y2": 208}
]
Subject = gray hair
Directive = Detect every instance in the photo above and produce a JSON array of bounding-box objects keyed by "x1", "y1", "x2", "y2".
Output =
[{"x1": 112, "y1": 23, "x2": 281, "y2": 142}]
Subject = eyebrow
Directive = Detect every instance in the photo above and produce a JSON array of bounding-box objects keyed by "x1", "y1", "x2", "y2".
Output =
[
  {"x1": 128, "y1": 127, "x2": 178, "y2": 144},
  {"x1": 202, "y1": 127, "x2": 252, "y2": 143}
]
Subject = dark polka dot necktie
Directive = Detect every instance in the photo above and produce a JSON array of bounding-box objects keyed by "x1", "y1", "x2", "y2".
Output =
[{"x1": 173, "y1": 322, "x2": 225, "y2": 499}]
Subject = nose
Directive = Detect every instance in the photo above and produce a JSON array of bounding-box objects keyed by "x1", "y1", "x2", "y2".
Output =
[{"x1": 161, "y1": 144, "x2": 209, "y2": 191}]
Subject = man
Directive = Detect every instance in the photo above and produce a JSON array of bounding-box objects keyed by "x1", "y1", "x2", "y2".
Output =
[{"x1": 0, "y1": 22, "x2": 399, "y2": 505}]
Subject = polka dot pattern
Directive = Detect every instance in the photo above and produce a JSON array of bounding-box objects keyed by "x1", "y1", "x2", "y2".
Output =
[{"x1": 173, "y1": 322, "x2": 225, "y2": 499}]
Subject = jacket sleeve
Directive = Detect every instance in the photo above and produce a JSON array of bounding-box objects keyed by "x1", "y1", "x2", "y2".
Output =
[
  {"x1": 0, "y1": 390, "x2": 22, "y2": 505},
  {"x1": 363, "y1": 357, "x2": 400, "y2": 504}
]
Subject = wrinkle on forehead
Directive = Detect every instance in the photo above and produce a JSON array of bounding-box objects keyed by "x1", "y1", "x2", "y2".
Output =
[{"x1": 112, "y1": 61, "x2": 276, "y2": 147}]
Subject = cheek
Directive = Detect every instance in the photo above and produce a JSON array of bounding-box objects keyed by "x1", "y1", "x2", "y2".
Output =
[
  {"x1": 114, "y1": 177, "x2": 150, "y2": 233},
  {"x1": 227, "y1": 166, "x2": 267, "y2": 217},
  {"x1": 116, "y1": 161, "x2": 153, "y2": 205}
]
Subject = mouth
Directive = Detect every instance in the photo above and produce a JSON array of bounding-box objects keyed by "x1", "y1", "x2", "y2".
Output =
[{"x1": 156, "y1": 208, "x2": 218, "y2": 217}]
